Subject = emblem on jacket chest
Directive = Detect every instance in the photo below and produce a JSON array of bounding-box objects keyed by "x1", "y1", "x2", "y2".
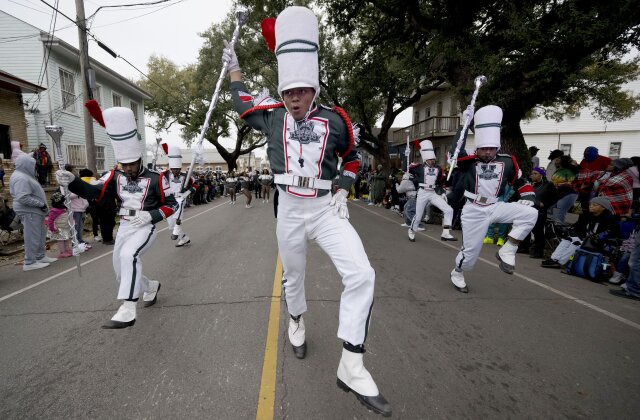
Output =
[
  {"x1": 123, "y1": 180, "x2": 144, "y2": 193},
  {"x1": 478, "y1": 164, "x2": 499, "y2": 180},
  {"x1": 288, "y1": 121, "x2": 320, "y2": 145}
]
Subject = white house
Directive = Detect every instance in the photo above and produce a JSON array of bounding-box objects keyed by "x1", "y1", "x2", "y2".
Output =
[
  {"x1": 0, "y1": 11, "x2": 152, "y2": 172},
  {"x1": 393, "y1": 79, "x2": 640, "y2": 168},
  {"x1": 154, "y1": 147, "x2": 229, "y2": 173}
]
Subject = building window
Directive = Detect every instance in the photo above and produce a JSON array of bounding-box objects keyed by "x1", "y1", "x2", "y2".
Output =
[
  {"x1": 609, "y1": 142, "x2": 622, "y2": 160},
  {"x1": 414, "y1": 111, "x2": 419, "y2": 123},
  {"x1": 92, "y1": 85, "x2": 102, "y2": 104},
  {"x1": 130, "y1": 101, "x2": 139, "y2": 123},
  {"x1": 67, "y1": 144, "x2": 86, "y2": 167},
  {"x1": 426, "y1": 107, "x2": 431, "y2": 118},
  {"x1": 560, "y1": 144, "x2": 572, "y2": 157},
  {"x1": 59, "y1": 68, "x2": 76, "y2": 113},
  {"x1": 95, "y1": 146, "x2": 105, "y2": 171},
  {"x1": 112, "y1": 93, "x2": 122, "y2": 107}
]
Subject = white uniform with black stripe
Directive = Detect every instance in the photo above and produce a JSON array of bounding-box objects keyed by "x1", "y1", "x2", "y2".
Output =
[
  {"x1": 166, "y1": 172, "x2": 188, "y2": 239},
  {"x1": 410, "y1": 165, "x2": 453, "y2": 231},
  {"x1": 455, "y1": 159, "x2": 537, "y2": 271}
]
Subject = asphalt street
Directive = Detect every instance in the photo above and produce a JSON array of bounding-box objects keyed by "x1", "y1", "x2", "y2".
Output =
[{"x1": 0, "y1": 196, "x2": 638, "y2": 419}]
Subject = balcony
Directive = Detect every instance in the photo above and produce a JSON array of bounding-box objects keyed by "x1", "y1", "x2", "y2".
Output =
[{"x1": 392, "y1": 116, "x2": 459, "y2": 144}]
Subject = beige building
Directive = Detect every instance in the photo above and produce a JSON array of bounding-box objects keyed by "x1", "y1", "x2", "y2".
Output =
[{"x1": 154, "y1": 147, "x2": 229, "y2": 174}]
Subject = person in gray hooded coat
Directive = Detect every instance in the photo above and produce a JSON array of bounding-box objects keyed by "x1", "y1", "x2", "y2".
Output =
[{"x1": 9, "y1": 154, "x2": 57, "y2": 270}]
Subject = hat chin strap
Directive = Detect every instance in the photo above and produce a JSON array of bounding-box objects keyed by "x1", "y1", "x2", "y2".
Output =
[{"x1": 282, "y1": 90, "x2": 318, "y2": 123}]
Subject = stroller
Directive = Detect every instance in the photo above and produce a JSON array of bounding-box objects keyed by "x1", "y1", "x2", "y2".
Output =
[{"x1": 543, "y1": 218, "x2": 574, "y2": 259}]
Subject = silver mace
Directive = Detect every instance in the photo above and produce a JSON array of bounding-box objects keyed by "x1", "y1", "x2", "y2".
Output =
[
  {"x1": 152, "y1": 136, "x2": 162, "y2": 170},
  {"x1": 183, "y1": 5, "x2": 250, "y2": 190},
  {"x1": 447, "y1": 75, "x2": 488, "y2": 181},
  {"x1": 45, "y1": 125, "x2": 83, "y2": 276}
]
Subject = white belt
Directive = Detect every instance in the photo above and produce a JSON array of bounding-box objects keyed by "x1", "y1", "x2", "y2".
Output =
[
  {"x1": 118, "y1": 208, "x2": 142, "y2": 217},
  {"x1": 273, "y1": 174, "x2": 333, "y2": 190},
  {"x1": 464, "y1": 191, "x2": 498, "y2": 205},
  {"x1": 418, "y1": 183, "x2": 436, "y2": 190}
]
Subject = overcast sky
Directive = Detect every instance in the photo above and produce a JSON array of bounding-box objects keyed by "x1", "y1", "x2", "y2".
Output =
[{"x1": 2, "y1": 0, "x2": 412, "y2": 153}]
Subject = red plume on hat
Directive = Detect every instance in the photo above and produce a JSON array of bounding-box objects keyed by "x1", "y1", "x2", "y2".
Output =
[
  {"x1": 84, "y1": 99, "x2": 105, "y2": 128},
  {"x1": 161, "y1": 143, "x2": 169, "y2": 155},
  {"x1": 261, "y1": 18, "x2": 276, "y2": 52},
  {"x1": 411, "y1": 139, "x2": 422, "y2": 149}
]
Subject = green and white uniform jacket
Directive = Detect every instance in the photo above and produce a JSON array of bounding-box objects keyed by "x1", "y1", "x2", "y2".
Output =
[{"x1": 231, "y1": 81, "x2": 359, "y2": 198}]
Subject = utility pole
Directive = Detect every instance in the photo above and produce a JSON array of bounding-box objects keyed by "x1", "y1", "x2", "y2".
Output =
[{"x1": 75, "y1": 0, "x2": 97, "y2": 174}]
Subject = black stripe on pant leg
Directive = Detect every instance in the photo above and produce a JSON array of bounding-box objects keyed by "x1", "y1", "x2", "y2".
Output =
[
  {"x1": 129, "y1": 225, "x2": 156, "y2": 300},
  {"x1": 457, "y1": 245, "x2": 466, "y2": 269},
  {"x1": 362, "y1": 298, "x2": 375, "y2": 344},
  {"x1": 176, "y1": 201, "x2": 185, "y2": 220}
]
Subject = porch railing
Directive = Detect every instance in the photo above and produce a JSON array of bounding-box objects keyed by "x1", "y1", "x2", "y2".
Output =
[{"x1": 392, "y1": 116, "x2": 459, "y2": 143}]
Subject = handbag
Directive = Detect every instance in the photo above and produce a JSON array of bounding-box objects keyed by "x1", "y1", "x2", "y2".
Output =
[{"x1": 566, "y1": 249, "x2": 606, "y2": 281}]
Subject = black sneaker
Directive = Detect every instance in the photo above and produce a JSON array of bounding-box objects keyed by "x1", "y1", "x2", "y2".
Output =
[
  {"x1": 541, "y1": 259, "x2": 562, "y2": 268},
  {"x1": 609, "y1": 289, "x2": 640, "y2": 301}
]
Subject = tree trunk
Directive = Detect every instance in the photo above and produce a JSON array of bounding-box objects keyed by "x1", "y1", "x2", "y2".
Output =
[{"x1": 500, "y1": 116, "x2": 532, "y2": 176}]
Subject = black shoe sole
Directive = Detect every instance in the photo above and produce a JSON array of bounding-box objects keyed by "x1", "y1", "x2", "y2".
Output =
[
  {"x1": 175, "y1": 240, "x2": 191, "y2": 247},
  {"x1": 102, "y1": 319, "x2": 135, "y2": 329},
  {"x1": 292, "y1": 342, "x2": 307, "y2": 359},
  {"x1": 441, "y1": 237, "x2": 458, "y2": 241},
  {"x1": 495, "y1": 252, "x2": 515, "y2": 275},
  {"x1": 143, "y1": 283, "x2": 161, "y2": 307},
  {"x1": 453, "y1": 284, "x2": 469, "y2": 293},
  {"x1": 337, "y1": 379, "x2": 392, "y2": 417}
]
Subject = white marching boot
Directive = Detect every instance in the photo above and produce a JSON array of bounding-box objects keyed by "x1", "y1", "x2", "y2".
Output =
[
  {"x1": 288, "y1": 315, "x2": 307, "y2": 359},
  {"x1": 497, "y1": 240, "x2": 518, "y2": 274},
  {"x1": 451, "y1": 268, "x2": 469, "y2": 293},
  {"x1": 337, "y1": 347, "x2": 392, "y2": 417},
  {"x1": 102, "y1": 300, "x2": 136, "y2": 329},
  {"x1": 407, "y1": 229, "x2": 416, "y2": 242},
  {"x1": 440, "y1": 228, "x2": 457, "y2": 241},
  {"x1": 176, "y1": 234, "x2": 191, "y2": 247},
  {"x1": 143, "y1": 281, "x2": 161, "y2": 307}
]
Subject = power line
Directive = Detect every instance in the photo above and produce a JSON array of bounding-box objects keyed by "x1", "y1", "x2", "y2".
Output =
[
  {"x1": 88, "y1": 0, "x2": 177, "y2": 19},
  {"x1": 89, "y1": 0, "x2": 187, "y2": 29},
  {"x1": 37, "y1": 0, "x2": 188, "y2": 107}
]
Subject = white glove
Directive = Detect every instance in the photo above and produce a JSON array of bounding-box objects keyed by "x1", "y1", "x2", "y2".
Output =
[
  {"x1": 330, "y1": 188, "x2": 349, "y2": 219},
  {"x1": 55, "y1": 170, "x2": 75, "y2": 187},
  {"x1": 129, "y1": 211, "x2": 153, "y2": 227},
  {"x1": 462, "y1": 105, "x2": 474, "y2": 123},
  {"x1": 517, "y1": 199, "x2": 535, "y2": 207},
  {"x1": 222, "y1": 40, "x2": 240, "y2": 73},
  {"x1": 402, "y1": 173, "x2": 410, "y2": 181},
  {"x1": 180, "y1": 190, "x2": 191, "y2": 200}
]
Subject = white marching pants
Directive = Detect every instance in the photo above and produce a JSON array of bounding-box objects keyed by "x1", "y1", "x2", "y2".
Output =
[
  {"x1": 167, "y1": 199, "x2": 185, "y2": 237},
  {"x1": 455, "y1": 201, "x2": 537, "y2": 271},
  {"x1": 411, "y1": 189, "x2": 453, "y2": 231},
  {"x1": 113, "y1": 220, "x2": 158, "y2": 300},
  {"x1": 276, "y1": 191, "x2": 375, "y2": 345}
]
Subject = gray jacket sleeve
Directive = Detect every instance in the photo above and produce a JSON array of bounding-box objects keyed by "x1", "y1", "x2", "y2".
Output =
[{"x1": 13, "y1": 178, "x2": 45, "y2": 209}]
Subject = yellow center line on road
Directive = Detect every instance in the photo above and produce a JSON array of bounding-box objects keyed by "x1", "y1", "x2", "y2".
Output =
[{"x1": 256, "y1": 253, "x2": 283, "y2": 420}]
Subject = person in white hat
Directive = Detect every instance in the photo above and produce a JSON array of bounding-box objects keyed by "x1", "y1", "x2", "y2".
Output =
[
  {"x1": 448, "y1": 105, "x2": 538, "y2": 293},
  {"x1": 407, "y1": 139, "x2": 457, "y2": 242},
  {"x1": 223, "y1": 6, "x2": 391, "y2": 416},
  {"x1": 161, "y1": 144, "x2": 195, "y2": 247},
  {"x1": 56, "y1": 107, "x2": 179, "y2": 328}
]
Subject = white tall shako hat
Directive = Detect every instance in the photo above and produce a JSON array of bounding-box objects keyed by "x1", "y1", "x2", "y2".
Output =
[
  {"x1": 473, "y1": 105, "x2": 502, "y2": 149},
  {"x1": 102, "y1": 107, "x2": 142, "y2": 164},
  {"x1": 275, "y1": 6, "x2": 320, "y2": 97},
  {"x1": 167, "y1": 144, "x2": 183, "y2": 169},
  {"x1": 419, "y1": 139, "x2": 436, "y2": 160}
]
